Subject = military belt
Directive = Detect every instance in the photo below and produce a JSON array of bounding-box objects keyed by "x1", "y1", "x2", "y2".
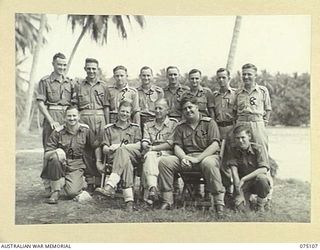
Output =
[{"x1": 217, "y1": 120, "x2": 234, "y2": 127}]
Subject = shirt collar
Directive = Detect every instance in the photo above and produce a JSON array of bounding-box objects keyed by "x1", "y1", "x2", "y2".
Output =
[
  {"x1": 50, "y1": 72, "x2": 67, "y2": 83},
  {"x1": 240, "y1": 83, "x2": 258, "y2": 93},
  {"x1": 237, "y1": 143, "x2": 255, "y2": 155},
  {"x1": 115, "y1": 83, "x2": 128, "y2": 91},
  {"x1": 138, "y1": 85, "x2": 155, "y2": 94}
]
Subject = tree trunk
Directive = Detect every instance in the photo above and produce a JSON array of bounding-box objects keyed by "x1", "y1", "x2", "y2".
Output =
[
  {"x1": 226, "y1": 16, "x2": 242, "y2": 73},
  {"x1": 66, "y1": 24, "x2": 89, "y2": 74},
  {"x1": 17, "y1": 14, "x2": 46, "y2": 134}
]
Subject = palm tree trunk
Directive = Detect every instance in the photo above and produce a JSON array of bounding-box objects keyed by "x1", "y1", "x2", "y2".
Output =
[
  {"x1": 17, "y1": 14, "x2": 46, "y2": 133},
  {"x1": 66, "y1": 24, "x2": 89, "y2": 74},
  {"x1": 226, "y1": 16, "x2": 242, "y2": 73}
]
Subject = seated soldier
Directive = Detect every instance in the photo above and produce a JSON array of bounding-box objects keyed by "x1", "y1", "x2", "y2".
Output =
[
  {"x1": 227, "y1": 124, "x2": 272, "y2": 213},
  {"x1": 140, "y1": 98, "x2": 178, "y2": 205},
  {"x1": 40, "y1": 105, "x2": 96, "y2": 204},
  {"x1": 158, "y1": 96, "x2": 226, "y2": 217},
  {"x1": 94, "y1": 100, "x2": 142, "y2": 211}
]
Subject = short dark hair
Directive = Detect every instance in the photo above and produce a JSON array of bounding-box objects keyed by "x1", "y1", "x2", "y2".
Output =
[
  {"x1": 188, "y1": 69, "x2": 201, "y2": 76},
  {"x1": 233, "y1": 124, "x2": 251, "y2": 136},
  {"x1": 180, "y1": 96, "x2": 198, "y2": 109},
  {"x1": 52, "y1": 53, "x2": 66, "y2": 62},
  {"x1": 118, "y1": 100, "x2": 133, "y2": 111},
  {"x1": 242, "y1": 63, "x2": 257, "y2": 72},
  {"x1": 166, "y1": 66, "x2": 179, "y2": 74},
  {"x1": 113, "y1": 65, "x2": 127, "y2": 74},
  {"x1": 64, "y1": 105, "x2": 79, "y2": 115},
  {"x1": 216, "y1": 68, "x2": 230, "y2": 77},
  {"x1": 140, "y1": 66, "x2": 153, "y2": 75},
  {"x1": 85, "y1": 58, "x2": 99, "y2": 66}
]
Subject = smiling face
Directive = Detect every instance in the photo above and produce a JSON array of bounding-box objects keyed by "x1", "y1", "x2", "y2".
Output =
[
  {"x1": 140, "y1": 68, "x2": 153, "y2": 86},
  {"x1": 65, "y1": 108, "x2": 80, "y2": 127},
  {"x1": 182, "y1": 101, "x2": 199, "y2": 121},
  {"x1": 52, "y1": 57, "x2": 67, "y2": 76},
  {"x1": 118, "y1": 105, "x2": 132, "y2": 122},
  {"x1": 242, "y1": 68, "x2": 257, "y2": 88},
  {"x1": 189, "y1": 72, "x2": 201, "y2": 89},
  {"x1": 167, "y1": 68, "x2": 180, "y2": 85},
  {"x1": 234, "y1": 130, "x2": 251, "y2": 150},
  {"x1": 84, "y1": 62, "x2": 98, "y2": 81}
]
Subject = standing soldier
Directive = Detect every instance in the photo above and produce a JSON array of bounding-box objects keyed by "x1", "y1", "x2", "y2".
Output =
[
  {"x1": 40, "y1": 106, "x2": 95, "y2": 204},
  {"x1": 75, "y1": 58, "x2": 109, "y2": 191},
  {"x1": 137, "y1": 66, "x2": 164, "y2": 133},
  {"x1": 106, "y1": 65, "x2": 140, "y2": 124},
  {"x1": 182, "y1": 69, "x2": 215, "y2": 118},
  {"x1": 37, "y1": 52, "x2": 75, "y2": 195},
  {"x1": 212, "y1": 68, "x2": 237, "y2": 200},
  {"x1": 163, "y1": 66, "x2": 189, "y2": 120}
]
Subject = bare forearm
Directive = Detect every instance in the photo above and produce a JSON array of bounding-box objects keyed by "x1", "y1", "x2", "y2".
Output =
[
  {"x1": 241, "y1": 167, "x2": 267, "y2": 182},
  {"x1": 38, "y1": 101, "x2": 53, "y2": 123},
  {"x1": 197, "y1": 141, "x2": 219, "y2": 162},
  {"x1": 104, "y1": 106, "x2": 110, "y2": 124},
  {"x1": 133, "y1": 111, "x2": 140, "y2": 124},
  {"x1": 152, "y1": 142, "x2": 171, "y2": 151},
  {"x1": 174, "y1": 145, "x2": 187, "y2": 159}
]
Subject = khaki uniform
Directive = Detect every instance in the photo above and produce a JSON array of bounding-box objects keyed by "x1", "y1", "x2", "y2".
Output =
[
  {"x1": 163, "y1": 84, "x2": 189, "y2": 119},
  {"x1": 226, "y1": 143, "x2": 271, "y2": 206},
  {"x1": 36, "y1": 73, "x2": 75, "y2": 147},
  {"x1": 141, "y1": 117, "x2": 178, "y2": 189},
  {"x1": 107, "y1": 84, "x2": 140, "y2": 123},
  {"x1": 40, "y1": 123, "x2": 93, "y2": 197},
  {"x1": 158, "y1": 116, "x2": 225, "y2": 206},
  {"x1": 75, "y1": 78, "x2": 109, "y2": 184},
  {"x1": 101, "y1": 122, "x2": 142, "y2": 202},
  {"x1": 182, "y1": 86, "x2": 214, "y2": 117}
]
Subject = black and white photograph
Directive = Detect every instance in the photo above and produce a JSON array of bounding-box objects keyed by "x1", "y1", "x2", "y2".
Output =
[{"x1": 14, "y1": 13, "x2": 311, "y2": 226}]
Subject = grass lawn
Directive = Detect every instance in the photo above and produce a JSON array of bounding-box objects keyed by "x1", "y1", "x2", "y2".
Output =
[{"x1": 15, "y1": 131, "x2": 310, "y2": 224}]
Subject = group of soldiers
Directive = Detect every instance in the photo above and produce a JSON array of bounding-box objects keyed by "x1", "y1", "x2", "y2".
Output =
[{"x1": 38, "y1": 52, "x2": 273, "y2": 217}]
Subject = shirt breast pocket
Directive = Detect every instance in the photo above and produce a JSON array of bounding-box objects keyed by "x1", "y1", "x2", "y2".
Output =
[
  {"x1": 195, "y1": 129, "x2": 209, "y2": 145},
  {"x1": 62, "y1": 85, "x2": 72, "y2": 102},
  {"x1": 78, "y1": 89, "x2": 90, "y2": 105},
  {"x1": 47, "y1": 88, "x2": 60, "y2": 103},
  {"x1": 182, "y1": 131, "x2": 193, "y2": 147}
]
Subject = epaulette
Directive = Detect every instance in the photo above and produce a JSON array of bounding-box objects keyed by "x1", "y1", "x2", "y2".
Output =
[
  {"x1": 145, "y1": 120, "x2": 155, "y2": 128},
  {"x1": 154, "y1": 86, "x2": 164, "y2": 92},
  {"x1": 79, "y1": 123, "x2": 89, "y2": 129},
  {"x1": 176, "y1": 119, "x2": 187, "y2": 126},
  {"x1": 169, "y1": 117, "x2": 178, "y2": 123},
  {"x1": 104, "y1": 123, "x2": 114, "y2": 129},
  {"x1": 55, "y1": 125, "x2": 65, "y2": 132},
  {"x1": 230, "y1": 87, "x2": 237, "y2": 92},
  {"x1": 130, "y1": 122, "x2": 140, "y2": 127},
  {"x1": 180, "y1": 85, "x2": 190, "y2": 90},
  {"x1": 40, "y1": 75, "x2": 50, "y2": 81},
  {"x1": 128, "y1": 86, "x2": 138, "y2": 92},
  {"x1": 202, "y1": 86, "x2": 212, "y2": 92},
  {"x1": 257, "y1": 85, "x2": 268, "y2": 94},
  {"x1": 200, "y1": 117, "x2": 212, "y2": 122},
  {"x1": 213, "y1": 90, "x2": 220, "y2": 97}
]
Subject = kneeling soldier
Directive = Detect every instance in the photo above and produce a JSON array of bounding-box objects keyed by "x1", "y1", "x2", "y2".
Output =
[
  {"x1": 95, "y1": 100, "x2": 142, "y2": 211},
  {"x1": 40, "y1": 106, "x2": 96, "y2": 204},
  {"x1": 227, "y1": 124, "x2": 272, "y2": 213}
]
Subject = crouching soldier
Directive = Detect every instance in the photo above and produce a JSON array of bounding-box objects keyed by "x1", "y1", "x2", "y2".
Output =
[
  {"x1": 40, "y1": 106, "x2": 97, "y2": 204},
  {"x1": 140, "y1": 98, "x2": 178, "y2": 205},
  {"x1": 94, "y1": 100, "x2": 142, "y2": 211},
  {"x1": 158, "y1": 96, "x2": 226, "y2": 217},
  {"x1": 227, "y1": 124, "x2": 272, "y2": 213}
]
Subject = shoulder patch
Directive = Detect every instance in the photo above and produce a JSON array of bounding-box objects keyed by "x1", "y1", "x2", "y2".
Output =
[
  {"x1": 55, "y1": 125, "x2": 65, "y2": 132},
  {"x1": 79, "y1": 123, "x2": 89, "y2": 129},
  {"x1": 104, "y1": 123, "x2": 114, "y2": 129},
  {"x1": 200, "y1": 117, "x2": 212, "y2": 122},
  {"x1": 169, "y1": 117, "x2": 178, "y2": 123}
]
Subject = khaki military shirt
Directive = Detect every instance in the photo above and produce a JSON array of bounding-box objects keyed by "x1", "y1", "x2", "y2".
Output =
[
  {"x1": 164, "y1": 84, "x2": 189, "y2": 117},
  {"x1": 234, "y1": 84, "x2": 272, "y2": 119},
  {"x1": 213, "y1": 87, "x2": 237, "y2": 122},
  {"x1": 173, "y1": 116, "x2": 221, "y2": 154},
  {"x1": 102, "y1": 122, "x2": 141, "y2": 146},
  {"x1": 37, "y1": 72, "x2": 75, "y2": 106},
  {"x1": 142, "y1": 116, "x2": 178, "y2": 146},
  {"x1": 138, "y1": 85, "x2": 164, "y2": 116},
  {"x1": 75, "y1": 78, "x2": 109, "y2": 110},
  {"x1": 45, "y1": 123, "x2": 93, "y2": 161},
  {"x1": 107, "y1": 83, "x2": 140, "y2": 113},
  {"x1": 182, "y1": 86, "x2": 214, "y2": 116},
  {"x1": 226, "y1": 142, "x2": 269, "y2": 179}
]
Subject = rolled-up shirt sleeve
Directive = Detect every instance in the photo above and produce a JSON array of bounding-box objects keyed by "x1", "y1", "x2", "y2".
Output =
[
  {"x1": 37, "y1": 79, "x2": 47, "y2": 103},
  {"x1": 207, "y1": 119, "x2": 221, "y2": 146},
  {"x1": 173, "y1": 125, "x2": 183, "y2": 147}
]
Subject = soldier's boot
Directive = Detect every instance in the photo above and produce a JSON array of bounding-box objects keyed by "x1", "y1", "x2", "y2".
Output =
[
  {"x1": 47, "y1": 191, "x2": 60, "y2": 204},
  {"x1": 256, "y1": 197, "x2": 267, "y2": 214}
]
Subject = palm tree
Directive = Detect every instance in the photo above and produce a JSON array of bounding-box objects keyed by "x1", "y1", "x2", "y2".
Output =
[
  {"x1": 226, "y1": 16, "x2": 242, "y2": 73},
  {"x1": 66, "y1": 15, "x2": 145, "y2": 73}
]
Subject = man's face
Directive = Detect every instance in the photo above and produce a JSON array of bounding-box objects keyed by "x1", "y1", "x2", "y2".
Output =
[
  {"x1": 182, "y1": 101, "x2": 199, "y2": 121},
  {"x1": 235, "y1": 130, "x2": 251, "y2": 150},
  {"x1": 155, "y1": 103, "x2": 168, "y2": 120},
  {"x1": 242, "y1": 68, "x2": 257, "y2": 87},
  {"x1": 140, "y1": 69, "x2": 153, "y2": 86},
  {"x1": 167, "y1": 68, "x2": 180, "y2": 85},
  {"x1": 118, "y1": 105, "x2": 132, "y2": 122},
  {"x1": 217, "y1": 70, "x2": 230, "y2": 88},
  {"x1": 189, "y1": 72, "x2": 201, "y2": 89},
  {"x1": 114, "y1": 69, "x2": 128, "y2": 85},
  {"x1": 52, "y1": 57, "x2": 67, "y2": 76},
  {"x1": 65, "y1": 108, "x2": 80, "y2": 127},
  {"x1": 84, "y1": 62, "x2": 98, "y2": 80}
]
